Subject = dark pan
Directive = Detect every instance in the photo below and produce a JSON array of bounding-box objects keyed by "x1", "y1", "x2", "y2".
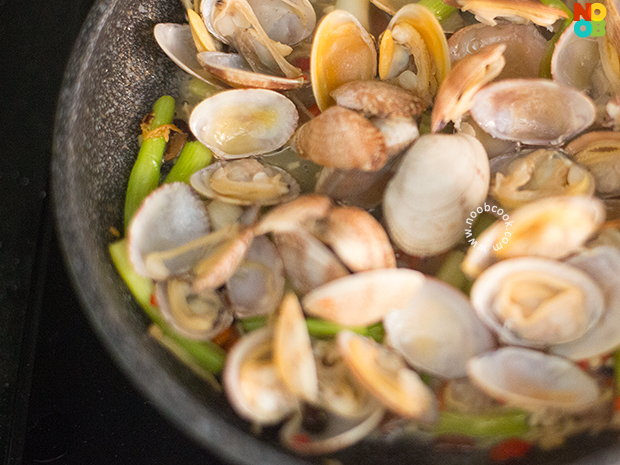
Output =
[{"x1": 52, "y1": 0, "x2": 620, "y2": 462}]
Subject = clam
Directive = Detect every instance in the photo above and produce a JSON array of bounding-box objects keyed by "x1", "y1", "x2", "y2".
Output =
[
  {"x1": 338, "y1": 331, "x2": 438, "y2": 422},
  {"x1": 223, "y1": 327, "x2": 298, "y2": 424},
  {"x1": 226, "y1": 235, "x2": 285, "y2": 318},
  {"x1": 191, "y1": 159, "x2": 300, "y2": 206},
  {"x1": 448, "y1": 22, "x2": 547, "y2": 80},
  {"x1": 445, "y1": 0, "x2": 568, "y2": 28},
  {"x1": 462, "y1": 196, "x2": 606, "y2": 278},
  {"x1": 384, "y1": 277, "x2": 495, "y2": 379},
  {"x1": 127, "y1": 183, "x2": 210, "y2": 280},
  {"x1": 383, "y1": 133, "x2": 490, "y2": 257},
  {"x1": 189, "y1": 89, "x2": 298, "y2": 159},
  {"x1": 565, "y1": 131, "x2": 620, "y2": 197},
  {"x1": 242, "y1": 0, "x2": 316, "y2": 46},
  {"x1": 310, "y1": 10, "x2": 377, "y2": 111},
  {"x1": 457, "y1": 115, "x2": 517, "y2": 159},
  {"x1": 154, "y1": 23, "x2": 223, "y2": 86},
  {"x1": 468, "y1": 347, "x2": 601, "y2": 413},
  {"x1": 431, "y1": 44, "x2": 506, "y2": 133},
  {"x1": 470, "y1": 79, "x2": 596, "y2": 146},
  {"x1": 197, "y1": 52, "x2": 306, "y2": 89},
  {"x1": 302, "y1": 268, "x2": 426, "y2": 326},
  {"x1": 274, "y1": 229, "x2": 350, "y2": 295},
  {"x1": 206, "y1": 200, "x2": 244, "y2": 231},
  {"x1": 470, "y1": 258, "x2": 604, "y2": 347},
  {"x1": 274, "y1": 292, "x2": 318, "y2": 402},
  {"x1": 202, "y1": 0, "x2": 307, "y2": 78},
  {"x1": 378, "y1": 4, "x2": 450, "y2": 103},
  {"x1": 551, "y1": 246, "x2": 620, "y2": 360},
  {"x1": 254, "y1": 194, "x2": 333, "y2": 235},
  {"x1": 155, "y1": 278, "x2": 233, "y2": 339},
  {"x1": 490, "y1": 148, "x2": 595, "y2": 210}
]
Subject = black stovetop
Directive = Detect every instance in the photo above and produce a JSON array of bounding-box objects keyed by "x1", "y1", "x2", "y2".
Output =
[{"x1": 0, "y1": 0, "x2": 226, "y2": 462}]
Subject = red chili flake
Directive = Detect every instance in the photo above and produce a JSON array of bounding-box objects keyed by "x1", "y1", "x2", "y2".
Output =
[
  {"x1": 293, "y1": 57, "x2": 311, "y2": 71},
  {"x1": 292, "y1": 433, "x2": 312, "y2": 444},
  {"x1": 577, "y1": 360, "x2": 591, "y2": 371},
  {"x1": 150, "y1": 293, "x2": 159, "y2": 308},
  {"x1": 489, "y1": 439, "x2": 532, "y2": 462},
  {"x1": 614, "y1": 396, "x2": 620, "y2": 411},
  {"x1": 212, "y1": 326, "x2": 240, "y2": 351},
  {"x1": 308, "y1": 104, "x2": 321, "y2": 117}
]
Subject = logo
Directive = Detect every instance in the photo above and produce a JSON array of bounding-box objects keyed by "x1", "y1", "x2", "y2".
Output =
[
  {"x1": 464, "y1": 203, "x2": 513, "y2": 252},
  {"x1": 574, "y1": 2, "x2": 607, "y2": 37}
]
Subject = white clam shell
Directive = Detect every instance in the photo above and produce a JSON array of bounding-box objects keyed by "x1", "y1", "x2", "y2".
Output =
[
  {"x1": 470, "y1": 258, "x2": 604, "y2": 347},
  {"x1": 470, "y1": 79, "x2": 596, "y2": 146},
  {"x1": 127, "y1": 183, "x2": 210, "y2": 280},
  {"x1": 468, "y1": 347, "x2": 601, "y2": 413},
  {"x1": 551, "y1": 246, "x2": 620, "y2": 360},
  {"x1": 384, "y1": 277, "x2": 495, "y2": 379},
  {"x1": 189, "y1": 89, "x2": 298, "y2": 159},
  {"x1": 190, "y1": 159, "x2": 300, "y2": 206},
  {"x1": 383, "y1": 133, "x2": 490, "y2": 256},
  {"x1": 223, "y1": 327, "x2": 298, "y2": 425}
]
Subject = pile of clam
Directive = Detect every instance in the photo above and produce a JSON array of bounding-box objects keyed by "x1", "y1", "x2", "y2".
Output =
[{"x1": 125, "y1": 0, "x2": 620, "y2": 454}]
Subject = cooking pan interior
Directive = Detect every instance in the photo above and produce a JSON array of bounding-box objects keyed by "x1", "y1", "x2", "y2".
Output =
[{"x1": 51, "y1": 0, "x2": 620, "y2": 462}]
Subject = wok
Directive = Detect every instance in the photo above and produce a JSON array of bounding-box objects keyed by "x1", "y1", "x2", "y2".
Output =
[{"x1": 51, "y1": 0, "x2": 620, "y2": 462}]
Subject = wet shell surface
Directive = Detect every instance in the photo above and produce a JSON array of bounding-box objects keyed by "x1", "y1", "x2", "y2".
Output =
[
  {"x1": 384, "y1": 277, "x2": 495, "y2": 378},
  {"x1": 470, "y1": 79, "x2": 596, "y2": 146},
  {"x1": 470, "y1": 258, "x2": 605, "y2": 347},
  {"x1": 127, "y1": 183, "x2": 210, "y2": 280},
  {"x1": 468, "y1": 347, "x2": 601, "y2": 413},
  {"x1": 447, "y1": 0, "x2": 569, "y2": 28},
  {"x1": 383, "y1": 133, "x2": 490, "y2": 256},
  {"x1": 310, "y1": 10, "x2": 377, "y2": 111},
  {"x1": 189, "y1": 89, "x2": 298, "y2": 159},
  {"x1": 302, "y1": 268, "x2": 426, "y2": 326},
  {"x1": 190, "y1": 159, "x2": 300, "y2": 206}
]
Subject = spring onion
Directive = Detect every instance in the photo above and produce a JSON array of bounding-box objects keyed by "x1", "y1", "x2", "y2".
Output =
[
  {"x1": 164, "y1": 140, "x2": 213, "y2": 184},
  {"x1": 434, "y1": 410, "x2": 530, "y2": 439}
]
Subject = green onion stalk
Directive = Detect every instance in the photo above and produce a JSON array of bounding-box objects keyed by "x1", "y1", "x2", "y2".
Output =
[
  {"x1": 418, "y1": 0, "x2": 458, "y2": 23},
  {"x1": 124, "y1": 95, "x2": 176, "y2": 229},
  {"x1": 433, "y1": 410, "x2": 531, "y2": 439},
  {"x1": 539, "y1": 0, "x2": 574, "y2": 78},
  {"x1": 164, "y1": 140, "x2": 213, "y2": 185},
  {"x1": 109, "y1": 239, "x2": 226, "y2": 374}
]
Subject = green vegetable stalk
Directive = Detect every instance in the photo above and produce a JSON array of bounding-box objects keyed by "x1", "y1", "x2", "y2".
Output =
[
  {"x1": 124, "y1": 95, "x2": 176, "y2": 229},
  {"x1": 109, "y1": 239, "x2": 226, "y2": 374},
  {"x1": 418, "y1": 0, "x2": 458, "y2": 23},
  {"x1": 434, "y1": 410, "x2": 530, "y2": 439},
  {"x1": 436, "y1": 250, "x2": 468, "y2": 291},
  {"x1": 164, "y1": 140, "x2": 213, "y2": 185},
  {"x1": 539, "y1": 0, "x2": 574, "y2": 78}
]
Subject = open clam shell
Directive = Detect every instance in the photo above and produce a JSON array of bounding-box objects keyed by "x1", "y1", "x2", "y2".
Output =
[
  {"x1": 191, "y1": 159, "x2": 300, "y2": 206},
  {"x1": 223, "y1": 327, "x2": 299, "y2": 425},
  {"x1": 155, "y1": 278, "x2": 233, "y2": 339},
  {"x1": 254, "y1": 194, "x2": 333, "y2": 236},
  {"x1": 470, "y1": 257, "x2": 605, "y2": 347},
  {"x1": 384, "y1": 277, "x2": 495, "y2": 378},
  {"x1": 127, "y1": 183, "x2": 210, "y2": 280},
  {"x1": 468, "y1": 347, "x2": 601, "y2": 413},
  {"x1": 189, "y1": 89, "x2": 298, "y2": 159},
  {"x1": 551, "y1": 246, "x2": 620, "y2": 360},
  {"x1": 338, "y1": 331, "x2": 438, "y2": 422},
  {"x1": 302, "y1": 268, "x2": 426, "y2": 326},
  {"x1": 470, "y1": 79, "x2": 596, "y2": 146},
  {"x1": 446, "y1": 0, "x2": 568, "y2": 28},
  {"x1": 462, "y1": 196, "x2": 606, "y2": 278}
]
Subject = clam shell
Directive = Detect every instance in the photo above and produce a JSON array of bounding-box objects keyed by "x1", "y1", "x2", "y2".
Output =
[
  {"x1": 274, "y1": 293, "x2": 318, "y2": 402},
  {"x1": 155, "y1": 278, "x2": 233, "y2": 339},
  {"x1": 190, "y1": 159, "x2": 300, "y2": 206},
  {"x1": 468, "y1": 347, "x2": 600, "y2": 413},
  {"x1": 302, "y1": 268, "x2": 425, "y2": 326},
  {"x1": 462, "y1": 196, "x2": 606, "y2": 278},
  {"x1": 189, "y1": 89, "x2": 298, "y2": 159},
  {"x1": 295, "y1": 106, "x2": 389, "y2": 172},
  {"x1": 254, "y1": 194, "x2": 333, "y2": 235},
  {"x1": 447, "y1": 0, "x2": 568, "y2": 27},
  {"x1": 310, "y1": 10, "x2": 377, "y2": 111},
  {"x1": 383, "y1": 133, "x2": 490, "y2": 257},
  {"x1": 226, "y1": 235, "x2": 284, "y2": 318},
  {"x1": 127, "y1": 183, "x2": 210, "y2": 279},
  {"x1": 551, "y1": 246, "x2": 620, "y2": 360},
  {"x1": 197, "y1": 52, "x2": 307, "y2": 90},
  {"x1": 384, "y1": 277, "x2": 495, "y2": 378},
  {"x1": 223, "y1": 327, "x2": 298, "y2": 425},
  {"x1": 338, "y1": 331, "x2": 438, "y2": 422},
  {"x1": 470, "y1": 79, "x2": 596, "y2": 146},
  {"x1": 371, "y1": 117, "x2": 419, "y2": 157},
  {"x1": 312, "y1": 206, "x2": 396, "y2": 272},
  {"x1": 470, "y1": 257, "x2": 604, "y2": 347}
]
